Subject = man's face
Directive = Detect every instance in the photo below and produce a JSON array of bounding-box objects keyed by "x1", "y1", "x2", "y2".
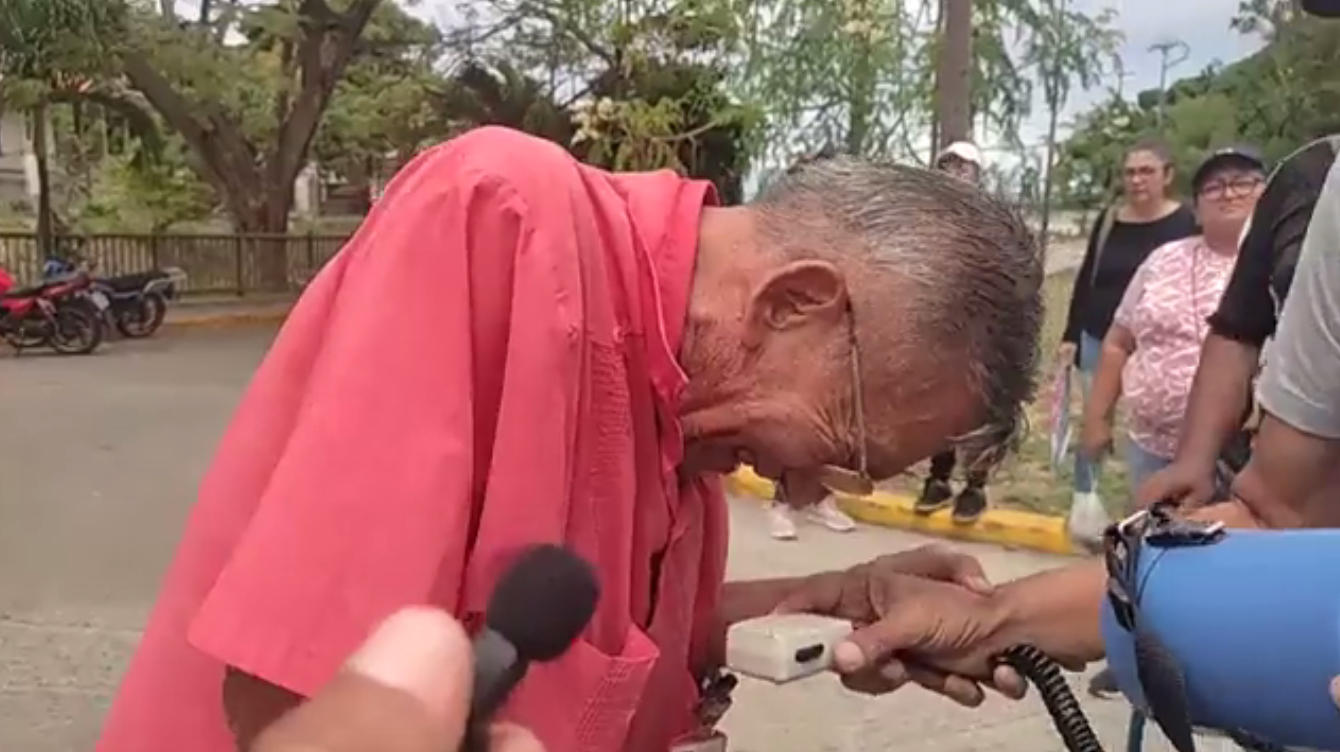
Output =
[
  {"x1": 1195, "y1": 165, "x2": 1265, "y2": 234},
  {"x1": 1122, "y1": 150, "x2": 1172, "y2": 203},
  {"x1": 679, "y1": 262, "x2": 986, "y2": 507},
  {"x1": 937, "y1": 156, "x2": 980, "y2": 184}
]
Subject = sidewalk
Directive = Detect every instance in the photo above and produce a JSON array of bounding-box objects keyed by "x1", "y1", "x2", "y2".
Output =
[
  {"x1": 164, "y1": 293, "x2": 294, "y2": 329},
  {"x1": 727, "y1": 466, "x2": 1080, "y2": 556}
]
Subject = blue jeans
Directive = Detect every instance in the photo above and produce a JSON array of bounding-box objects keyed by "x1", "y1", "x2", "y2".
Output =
[
  {"x1": 1124, "y1": 435, "x2": 1173, "y2": 500},
  {"x1": 1073, "y1": 332, "x2": 1105, "y2": 494}
]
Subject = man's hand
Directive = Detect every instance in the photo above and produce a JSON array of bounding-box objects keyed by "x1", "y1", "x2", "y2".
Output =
[
  {"x1": 775, "y1": 545, "x2": 1026, "y2": 706},
  {"x1": 254, "y1": 607, "x2": 542, "y2": 752},
  {"x1": 1136, "y1": 460, "x2": 1218, "y2": 509},
  {"x1": 1080, "y1": 414, "x2": 1113, "y2": 460}
]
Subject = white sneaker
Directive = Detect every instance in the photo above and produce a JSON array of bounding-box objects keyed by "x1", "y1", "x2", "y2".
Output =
[
  {"x1": 766, "y1": 503, "x2": 798, "y2": 540},
  {"x1": 806, "y1": 496, "x2": 857, "y2": 532}
]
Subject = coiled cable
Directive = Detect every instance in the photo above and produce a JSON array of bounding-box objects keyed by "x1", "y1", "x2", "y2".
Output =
[{"x1": 998, "y1": 644, "x2": 1105, "y2": 752}]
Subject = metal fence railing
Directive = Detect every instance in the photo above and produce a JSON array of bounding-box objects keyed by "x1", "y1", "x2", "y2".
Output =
[{"x1": 0, "y1": 232, "x2": 352, "y2": 297}]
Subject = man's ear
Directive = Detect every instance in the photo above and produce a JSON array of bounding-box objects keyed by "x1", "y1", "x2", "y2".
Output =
[{"x1": 748, "y1": 260, "x2": 847, "y2": 335}]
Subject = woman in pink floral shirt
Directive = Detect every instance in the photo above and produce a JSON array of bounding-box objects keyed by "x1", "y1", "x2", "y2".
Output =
[{"x1": 1081, "y1": 146, "x2": 1267, "y2": 500}]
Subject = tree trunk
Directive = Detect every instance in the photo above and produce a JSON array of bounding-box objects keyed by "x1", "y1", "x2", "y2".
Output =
[
  {"x1": 121, "y1": 0, "x2": 382, "y2": 292},
  {"x1": 846, "y1": 33, "x2": 874, "y2": 155},
  {"x1": 1039, "y1": 98, "x2": 1060, "y2": 256},
  {"x1": 928, "y1": 0, "x2": 945, "y2": 150},
  {"x1": 935, "y1": 0, "x2": 973, "y2": 151},
  {"x1": 33, "y1": 101, "x2": 53, "y2": 259}
]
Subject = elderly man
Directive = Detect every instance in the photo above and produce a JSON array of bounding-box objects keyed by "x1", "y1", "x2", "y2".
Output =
[
  {"x1": 97, "y1": 127, "x2": 1043, "y2": 752},
  {"x1": 777, "y1": 147, "x2": 1340, "y2": 711}
]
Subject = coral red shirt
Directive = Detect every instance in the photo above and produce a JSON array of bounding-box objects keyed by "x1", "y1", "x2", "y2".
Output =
[{"x1": 96, "y1": 126, "x2": 728, "y2": 752}]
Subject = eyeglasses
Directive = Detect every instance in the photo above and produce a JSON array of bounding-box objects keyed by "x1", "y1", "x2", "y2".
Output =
[
  {"x1": 1197, "y1": 175, "x2": 1263, "y2": 200},
  {"x1": 777, "y1": 298, "x2": 875, "y2": 502},
  {"x1": 1123, "y1": 165, "x2": 1163, "y2": 179}
]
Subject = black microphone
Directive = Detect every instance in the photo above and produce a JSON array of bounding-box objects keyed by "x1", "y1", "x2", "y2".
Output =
[{"x1": 465, "y1": 544, "x2": 600, "y2": 750}]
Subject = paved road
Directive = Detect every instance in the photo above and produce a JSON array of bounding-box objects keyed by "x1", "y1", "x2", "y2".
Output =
[{"x1": 0, "y1": 326, "x2": 1166, "y2": 752}]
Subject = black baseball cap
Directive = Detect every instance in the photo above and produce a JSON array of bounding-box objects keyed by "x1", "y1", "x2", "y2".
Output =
[{"x1": 1192, "y1": 145, "x2": 1267, "y2": 192}]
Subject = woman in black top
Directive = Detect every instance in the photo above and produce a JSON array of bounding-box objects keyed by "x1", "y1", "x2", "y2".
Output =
[{"x1": 1060, "y1": 138, "x2": 1199, "y2": 544}]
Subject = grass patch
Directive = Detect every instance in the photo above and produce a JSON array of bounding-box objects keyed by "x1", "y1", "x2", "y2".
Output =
[{"x1": 882, "y1": 270, "x2": 1130, "y2": 518}]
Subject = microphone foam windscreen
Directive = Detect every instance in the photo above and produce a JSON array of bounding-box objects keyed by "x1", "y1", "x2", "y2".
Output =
[{"x1": 485, "y1": 544, "x2": 601, "y2": 662}]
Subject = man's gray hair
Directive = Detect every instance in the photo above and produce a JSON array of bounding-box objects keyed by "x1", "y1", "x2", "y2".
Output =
[{"x1": 754, "y1": 155, "x2": 1045, "y2": 469}]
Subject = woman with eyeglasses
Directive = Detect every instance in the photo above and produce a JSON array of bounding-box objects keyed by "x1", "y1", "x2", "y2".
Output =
[
  {"x1": 1080, "y1": 146, "x2": 1267, "y2": 502},
  {"x1": 1060, "y1": 138, "x2": 1200, "y2": 546}
]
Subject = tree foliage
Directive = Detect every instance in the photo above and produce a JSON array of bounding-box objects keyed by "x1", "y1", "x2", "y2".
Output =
[
  {"x1": 1057, "y1": 0, "x2": 1340, "y2": 209},
  {"x1": 13, "y1": 0, "x2": 1134, "y2": 231},
  {"x1": 446, "y1": 0, "x2": 758, "y2": 202}
]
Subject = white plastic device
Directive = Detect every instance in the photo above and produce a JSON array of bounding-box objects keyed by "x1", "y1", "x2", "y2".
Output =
[{"x1": 724, "y1": 614, "x2": 853, "y2": 683}]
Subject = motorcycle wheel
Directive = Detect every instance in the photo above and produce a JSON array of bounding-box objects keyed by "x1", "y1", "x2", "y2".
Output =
[
  {"x1": 48, "y1": 300, "x2": 104, "y2": 355},
  {"x1": 114, "y1": 291, "x2": 168, "y2": 338}
]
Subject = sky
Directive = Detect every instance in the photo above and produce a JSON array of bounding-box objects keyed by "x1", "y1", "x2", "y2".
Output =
[{"x1": 1014, "y1": 0, "x2": 1265, "y2": 145}]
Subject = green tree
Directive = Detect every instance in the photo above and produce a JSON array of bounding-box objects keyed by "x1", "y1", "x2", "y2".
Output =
[
  {"x1": 1059, "y1": 0, "x2": 1340, "y2": 210},
  {"x1": 311, "y1": 2, "x2": 448, "y2": 200},
  {"x1": 735, "y1": 0, "x2": 1120, "y2": 167},
  {"x1": 736, "y1": 0, "x2": 934, "y2": 161},
  {"x1": 80, "y1": 146, "x2": 218, "y2": 233},
  {"x1": 0, "y1": 0, "x2": 144, "y2": 254},
  {"x1": 1022, "y1": 0, "x2": 1120, "y2": 247},
  {"x1": 451, "y1": 0, "x2": 756, "y2": 200},
  {"x1": 119, "y1": 0, "x2": 382, "y2": 271}
]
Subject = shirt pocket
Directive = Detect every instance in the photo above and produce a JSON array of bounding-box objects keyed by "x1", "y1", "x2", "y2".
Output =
[{"x1": 504, "y1": 623, "x2": 661, "y2": 752}]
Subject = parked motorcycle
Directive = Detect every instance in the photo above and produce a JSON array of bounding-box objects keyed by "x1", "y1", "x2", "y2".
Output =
[
  {"x1": 0, "y1": 267, "x2": 105, "y2": 355},
  {"x1": 44, "y1": 257, "x2": 187, "y2": 339}
]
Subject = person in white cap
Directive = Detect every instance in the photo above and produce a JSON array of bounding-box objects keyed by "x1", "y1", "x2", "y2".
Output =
[
  {"x1": 935, "y1": 141, "x2": 984, "y2": 185},
  {"x1": 917, "y1": 141, "x2": 993, "y2": 524}
]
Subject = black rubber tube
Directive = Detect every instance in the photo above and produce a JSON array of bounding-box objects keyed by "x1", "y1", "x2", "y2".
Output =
[{"x1": 998, "y1": 644, "x2": 1105, "y2": 752}]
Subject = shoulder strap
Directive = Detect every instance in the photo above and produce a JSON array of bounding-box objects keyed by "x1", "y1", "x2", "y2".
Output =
[{"x1": 1089, "y1": 206, "x2": 1118, "y2": 288}]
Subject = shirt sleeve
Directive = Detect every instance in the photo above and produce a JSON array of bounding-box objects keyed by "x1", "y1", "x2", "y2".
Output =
[
  {"x1": 1257, "y1": 159, "x2": 1340, "y2": 438},
  {"x1": 186, "y1": 135, "x2": 583, "y2": 698},
  {"x1": 1112, "y1": 251, "x2": 1151, "y2": 332},
  {"x1": 1208, "y1": 197, "x2": 1277, "y2": 345}
]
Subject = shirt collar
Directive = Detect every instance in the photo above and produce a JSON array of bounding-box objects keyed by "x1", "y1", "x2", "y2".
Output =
[{"x1": 626, "y1": 176, "x2": 717, "y2": 465}]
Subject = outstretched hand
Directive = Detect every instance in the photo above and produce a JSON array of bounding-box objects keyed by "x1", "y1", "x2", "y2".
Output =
[{"x1": 775, "y1": 545, "x2": 1028, "y2": 706}]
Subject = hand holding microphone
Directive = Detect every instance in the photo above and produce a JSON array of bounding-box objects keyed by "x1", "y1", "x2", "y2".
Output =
[
  {"x1": 255, "y1": 543, "x2": 600, "y2": 752},
  {"x1": 252, "y1": 607, "x2": 545, "y2": 752}
]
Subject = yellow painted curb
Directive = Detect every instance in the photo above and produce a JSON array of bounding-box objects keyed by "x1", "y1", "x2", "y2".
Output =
[{"x1": 727, "y1": 466, "x2": 1080, "y2": 556}]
